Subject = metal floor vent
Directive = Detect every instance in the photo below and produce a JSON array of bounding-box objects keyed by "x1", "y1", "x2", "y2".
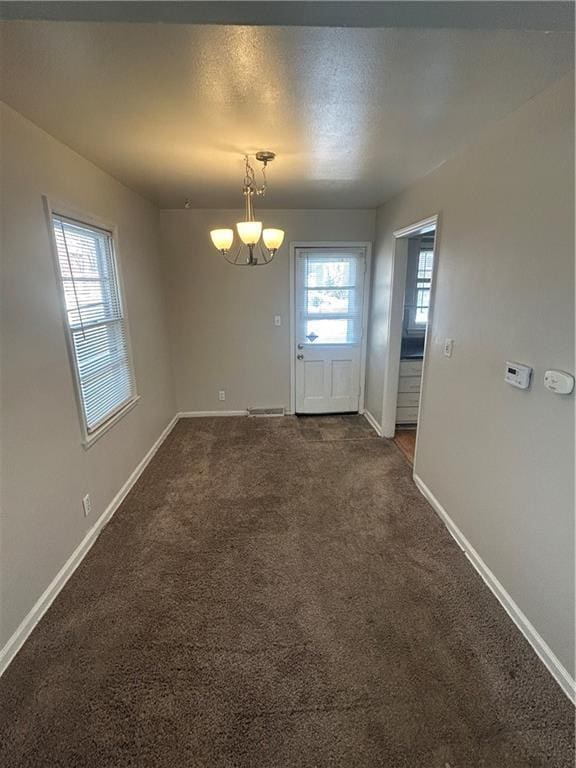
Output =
[{"x1": 247, "y1": 407, "x2": 285, "y2": 417}]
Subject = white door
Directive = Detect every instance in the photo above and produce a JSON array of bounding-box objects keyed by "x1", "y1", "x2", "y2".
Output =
[{"x1": 294, "y1": 247, "x2": 368, "y2": 414}]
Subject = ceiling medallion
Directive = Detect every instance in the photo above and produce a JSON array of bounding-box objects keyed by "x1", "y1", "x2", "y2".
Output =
[{"x1": 199, "y1": 151, "x2": 285, "y2": 266}]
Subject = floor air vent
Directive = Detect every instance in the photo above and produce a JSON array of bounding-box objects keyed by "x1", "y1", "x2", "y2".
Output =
[{"x1": 247, "y1": 407, "x2": 285, "y2": 417}]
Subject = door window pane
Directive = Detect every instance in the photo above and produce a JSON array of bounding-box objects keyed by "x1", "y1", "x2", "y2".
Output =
[
  {"x1": 297, "y1": 250, "x2": 364, "y2": 345},
  {"x1": 306, "y1": 259, "x2": 356, "y2": 288},
  {"x1": 306, "y1": 318, "x2": 355, "y2": 345},
  {"x1": 306, "y1": 288, "x2": 353, "y2": 314}
]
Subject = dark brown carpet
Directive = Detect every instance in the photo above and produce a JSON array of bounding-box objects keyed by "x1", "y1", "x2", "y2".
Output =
[{"x1": 0, "y1": 415, "x2": 573, "y2": 767}]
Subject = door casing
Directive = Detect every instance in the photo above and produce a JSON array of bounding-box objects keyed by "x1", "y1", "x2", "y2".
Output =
[
  {"x1": 289, "y1": 241, "x2": 372, "y2": 415},
  {"x1": 381, "y1": 215, "x2": 440, "y2": 470}
]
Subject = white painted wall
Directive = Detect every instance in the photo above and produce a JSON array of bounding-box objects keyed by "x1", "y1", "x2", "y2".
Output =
[
  {"x1": 0, "y1": 104, "x2": 176, "y2": 649},
  {"x1": 160, "y1": 209, "x2": 375, "y2": 413},
  {"x1": 365, "y1": 74, "x2": 575, "y2": 676}
]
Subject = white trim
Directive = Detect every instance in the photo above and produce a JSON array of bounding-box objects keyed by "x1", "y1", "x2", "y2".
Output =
[
  {"x1": 381, "y1": 237, "x2": 409, "y2": 437},
  {"x1": 289, "y1": 241, "x2": 372, "y2": 416},
  {"x1": 393, "y1": 215, "x2": 438, "y2": 240},
  {"x1": 381, "y1": 214, "x2": 439, "y2": 441},
  {"x1": 412, "y1": 220, "x2": 442, "y2": 473},
  {"x1": 359, "y1": 244, "x2": 372, "y2": 413},
  {"x1": 82, "y1": 395, "x2": 141, "y2": 449},
  {"x1": 178, "y1": 410, "x2": 248, "y2": 418},
  {"x1": 413, "y1": 473, "x2": 576, "y2": 704},
  {"x1": 363, "y1": 409, "x2": 383, "y2": 436},
  {"x1": 0, "y1": 414, "x2": 178, "y2": 678},
  {"x1": 289, "y1": 246, "x2": 296, "y2": 415}
]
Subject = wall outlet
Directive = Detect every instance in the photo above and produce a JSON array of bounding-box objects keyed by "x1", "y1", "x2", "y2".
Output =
[
  {"x1": 82, "y1": 494, "x2": 92, "y2": 517},
  {"x1": 443, "y1": 338, "x2": 455, "y2": 358},
  {"x1": 218, "y1": 390, "x2": 226, "y2": 401},
  {"x1": 274, "y1": 315, "x2": 282, "y2": 327}
]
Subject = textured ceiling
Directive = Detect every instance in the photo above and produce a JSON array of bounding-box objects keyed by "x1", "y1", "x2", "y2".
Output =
[{"x1": 0, "y1": 21, "x2": 573, "y2": 208}]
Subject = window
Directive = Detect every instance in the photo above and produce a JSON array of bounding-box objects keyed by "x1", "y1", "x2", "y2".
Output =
[
  {"x1": 405, "y1": 238, "x2": 434, "y2": 333},
  {"x1": 414, "y1": 249, "x2": 433, "y2": 325},
  {"x1": 51, "y1": 214, "x2": 137, "y2": 438},
  {"x1": 296, "y1": 250, "x2": 364, "y2": 345}
]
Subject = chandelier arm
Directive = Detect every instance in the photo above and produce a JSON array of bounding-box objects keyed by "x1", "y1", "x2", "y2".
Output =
[
  {"x1": 223, "y1": 247, "x2": 258, "y2": 266},
  {"x1": 258, "y1": 245, "x2": 275, "y2": 265},
  {"x1": 223, "y1": 244, "x2": 276, "y2": 267},
  {"x1": 223, "y1": 243, "x2": 244, "y2": 266}
]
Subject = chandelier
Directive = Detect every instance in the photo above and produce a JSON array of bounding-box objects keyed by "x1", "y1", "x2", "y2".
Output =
[{"x1": 207, "y1": 151, "x2": 285, "y2": 266}]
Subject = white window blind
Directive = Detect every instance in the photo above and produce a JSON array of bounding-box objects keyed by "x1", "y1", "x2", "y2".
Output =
[
  {"x1": 296, "y1": 249, "x2": 365, "y2": 345},
  {"x1": 52, "y1": 215, "x2": 136, "y2": 435}
]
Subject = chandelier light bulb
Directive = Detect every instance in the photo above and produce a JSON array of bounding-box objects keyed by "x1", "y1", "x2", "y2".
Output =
[
  {"x1": 262, "y1": 228, "x2": 285, "y2": 251},
  {"x1": 210, "y1": 228, "x2": 234, "y2": 252},
  {"x1": 236, "y1": 221, "x2": 262, "y2": 246}
]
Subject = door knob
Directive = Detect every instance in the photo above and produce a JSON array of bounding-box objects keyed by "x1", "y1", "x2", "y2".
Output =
[{"x1": 297, "y1": 354, "x2": 304, "y2": 360}]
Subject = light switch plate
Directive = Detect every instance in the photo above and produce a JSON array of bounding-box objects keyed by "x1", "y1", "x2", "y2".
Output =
[{"x1": 274, "y1": 315, "x2": 282, "y2": 326}]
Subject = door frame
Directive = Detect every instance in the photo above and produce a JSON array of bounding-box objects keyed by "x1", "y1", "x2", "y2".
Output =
[
  {"x1": 380, "y1": 215, "x2": 440, "y2": 458},
  {"x1": 289, "y1": 241, "x2": 372, "y2": 416}
]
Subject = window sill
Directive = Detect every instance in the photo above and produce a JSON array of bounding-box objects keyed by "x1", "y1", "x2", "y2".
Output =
[{"x1": 82, "y1": 395, "x2": 141, "y2": 450}]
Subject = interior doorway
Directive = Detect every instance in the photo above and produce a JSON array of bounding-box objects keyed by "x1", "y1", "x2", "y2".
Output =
[
  {"x1": 381, "y1": 216, "x2": 439, "y2": 468},
  {"x1": 290, "y1": 243, "x2": 371, "y2": 415}
]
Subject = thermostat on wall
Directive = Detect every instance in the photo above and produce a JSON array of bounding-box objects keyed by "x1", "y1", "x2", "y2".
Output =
[{"x1": 505, "y1": 361, "x2": 532, "y2": 389}]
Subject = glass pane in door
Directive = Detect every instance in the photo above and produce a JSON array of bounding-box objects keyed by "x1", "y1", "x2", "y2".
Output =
[{"x1": 297, "y1": 251, "x2": 364, "y2": 345}]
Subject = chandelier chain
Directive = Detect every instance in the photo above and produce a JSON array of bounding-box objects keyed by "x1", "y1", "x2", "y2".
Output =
[{"x1": 243, "y1": 155, "x2": 267, "y2": 197}]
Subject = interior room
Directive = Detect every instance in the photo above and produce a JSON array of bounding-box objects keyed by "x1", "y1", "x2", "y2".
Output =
[{"x1": 0, "y1": 2, "x2": 574, "y2": 766}]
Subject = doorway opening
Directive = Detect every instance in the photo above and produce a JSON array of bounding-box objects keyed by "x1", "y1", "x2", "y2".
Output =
[
  {"x1": 290, "y1": 243, "x2": 371, "y2": 415},
  {"x1": 381, "y1": 216, "x2": 439, "y2": 468}
]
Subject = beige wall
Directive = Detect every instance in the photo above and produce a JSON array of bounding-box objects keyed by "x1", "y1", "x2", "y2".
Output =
[
  {"x1": 0, "y1": 104, "x2": 176, "y2": 648},
  {"x1": 160, "y1": 209, "x2": 375, "y2": 413},
  {"x1": 365, "y1": 74, "x2": 575, "y2": 675}
]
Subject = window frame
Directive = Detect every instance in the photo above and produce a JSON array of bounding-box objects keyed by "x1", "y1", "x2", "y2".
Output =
[
  {"x1": 44, "y1": 197, "x2": 139, "y2": 448},
  {"x1": 405, "y1": 241, "x2": 434, "y2": 334}
]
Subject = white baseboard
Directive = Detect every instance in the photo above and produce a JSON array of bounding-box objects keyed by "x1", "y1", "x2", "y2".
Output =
[
  {"x1": 363, "y1": 409, "x2": 383, "y2": 436},
  {"x1": 178, "y1": 410, "x2": 248, "y2": 418},
  {"x1": 413, "y1": 473, "x2": 576, "y2": 704},
  {"x1": 0, "y1": 414, "x2": 179, "y2": 678}
]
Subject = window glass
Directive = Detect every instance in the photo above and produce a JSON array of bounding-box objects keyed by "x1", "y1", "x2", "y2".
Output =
[
  {"x1": 414, "y1": 249, "x2": 433, "y2": 325},
  {"x1": 297, "y1": 252, "x2": 364, "y2": 345}
]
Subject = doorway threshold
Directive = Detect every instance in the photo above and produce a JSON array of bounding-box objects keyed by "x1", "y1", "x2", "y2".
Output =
[{"x1": 394, "y1": 428, "x2": 417, "y2": 465}]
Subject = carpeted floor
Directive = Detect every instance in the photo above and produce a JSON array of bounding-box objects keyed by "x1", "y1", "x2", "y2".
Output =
[{"x1": 0, "y1": 415, "x2": 573, "y2": 767}]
